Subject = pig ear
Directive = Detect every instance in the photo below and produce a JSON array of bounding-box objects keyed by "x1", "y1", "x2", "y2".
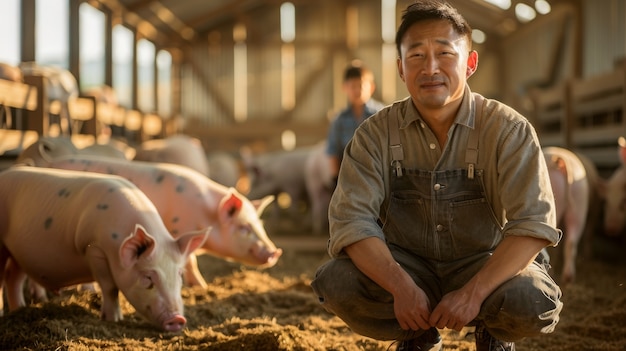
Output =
[
  {"x1": 119, "y1": 224, "x2": 157, "y2": 269},
  {"x1": 219, "y1": 191, "x2": 243, "y2": 222},
  {"x1": 251, "y1": 195, "x2": 275, "y2": 216},
  {"x1": 38, "y1": 139, "x2": 56, "y2": 163},
  {"x1": 177, "y1": 227, "x2": 210, "y2": 257}
]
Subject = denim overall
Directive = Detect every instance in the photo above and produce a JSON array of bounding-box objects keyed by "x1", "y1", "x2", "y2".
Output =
[{"x1": 311, "y1": 94, "x2": 562, "y2": 342}]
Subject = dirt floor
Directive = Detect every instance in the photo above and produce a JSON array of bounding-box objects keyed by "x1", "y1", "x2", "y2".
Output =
[{"x1": 1, "y1": 219, "x2": 625, "y2": 351}]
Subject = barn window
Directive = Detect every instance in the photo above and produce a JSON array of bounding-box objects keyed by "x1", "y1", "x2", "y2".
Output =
[
  {"x1": 157, "y1": 50, "x2": 172, "y2": 117},
  {"x1": 483, "y1": 0, "x2": 511, "y2": 10},
  {"x1": 79, "y1": 3, "x2": 105, "y2": 90},
  {"x1": 472, "y1": 29, "x2": 487, "y2": 45},
  {"x1": 137, "y1": 38, "x2": 156, "y2": 113},
  {"x1": 535, "y1": 0, "x2": 551, "y2": 15},
  {"x1": 280, "y1": 2, "x2": 296, "y2": 113},
  {"x1": 36, "y1": 0, "x2": 69, "y2": 68},
  {"x1": 112, "y1": 24, "x2": 134, "y2": 109},
  {"x1": 0, "y1": 0, "x2": 20, "y2": 65},
  {"x1": 515, "y1": 3, "x2": 537, "y2": 23},
  {"x1": 280, "y1": 2, "x2": 295, "y2": 43}
]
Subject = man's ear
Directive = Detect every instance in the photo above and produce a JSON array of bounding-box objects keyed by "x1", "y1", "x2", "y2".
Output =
[
  {"x1": 466, "y1": 50, "x2": 479, "y2": 78},
  {"x1": 397, "y1": 56, "x2": 405, "y2": 82}
]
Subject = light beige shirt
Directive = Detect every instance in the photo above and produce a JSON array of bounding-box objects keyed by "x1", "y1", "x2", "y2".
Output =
[{"x1": 327, "y1": 85, "x2": 560, "y2": 258}]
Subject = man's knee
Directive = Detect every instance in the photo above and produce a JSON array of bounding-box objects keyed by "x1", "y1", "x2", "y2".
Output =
[{"x1": 479, "y1": 264, "x2": 563, "y2": 340}]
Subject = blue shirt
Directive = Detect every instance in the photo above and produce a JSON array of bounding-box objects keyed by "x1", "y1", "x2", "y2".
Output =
[{"x1": 326, "y1": 99, "x2": 386, "y2": 160}]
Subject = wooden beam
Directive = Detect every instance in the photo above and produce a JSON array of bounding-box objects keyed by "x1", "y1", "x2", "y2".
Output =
[{"x1": 185, "y1": 49, "x2": 235, "y2": 123}]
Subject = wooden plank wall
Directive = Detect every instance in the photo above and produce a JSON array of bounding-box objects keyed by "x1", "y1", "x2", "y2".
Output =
[
  {"x1": 1, "y1": 70, "x2": 168, "y2": 170},
  {"x1": 530, "y1": 62, "x2": 625, "y2": 173}
]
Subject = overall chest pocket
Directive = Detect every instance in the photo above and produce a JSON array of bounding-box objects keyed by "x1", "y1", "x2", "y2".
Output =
[
  {"x1": 447, "y1": 196, "x2": 503, "y2": 257},
  {"x1": 383, "y1": 190, "x2": 431, "y2": 255}
]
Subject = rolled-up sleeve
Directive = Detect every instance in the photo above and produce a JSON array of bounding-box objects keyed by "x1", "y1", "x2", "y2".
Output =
[
  {"x1": 327, "y1": 117, "x2": 388, "y2": 257},
  {"x1": 492, "y1": 114, "x2": 562, "y2": 246}
]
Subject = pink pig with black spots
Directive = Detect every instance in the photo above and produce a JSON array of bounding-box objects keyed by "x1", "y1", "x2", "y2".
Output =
[
  {"x1": 0, "y1": 166, "x2": 208, "y2": 332},
  {"x1": 20, "y1": 153, "x2": 282, "y2": 288}
]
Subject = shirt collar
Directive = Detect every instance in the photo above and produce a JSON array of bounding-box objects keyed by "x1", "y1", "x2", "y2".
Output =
[{"x1": 400, "y1": 84, "x2": 475, "y2": 129}]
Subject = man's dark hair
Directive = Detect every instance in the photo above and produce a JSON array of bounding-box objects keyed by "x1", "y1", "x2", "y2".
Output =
[
  {"x1": 343, "y1": 59, "x2": 374, "y2": 82},
  {"x1": 395, "y1": 0, "x2": 473, "y2": 57}
]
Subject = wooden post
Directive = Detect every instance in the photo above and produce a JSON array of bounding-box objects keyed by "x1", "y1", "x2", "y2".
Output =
[{"x1": 23, "y1": 75, "x2": 48, "y2": 136}]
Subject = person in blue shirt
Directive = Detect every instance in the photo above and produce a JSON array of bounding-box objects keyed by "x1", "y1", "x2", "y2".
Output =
[{"x1": 326, "y1": 60, "x2": 385, "y2": 185}]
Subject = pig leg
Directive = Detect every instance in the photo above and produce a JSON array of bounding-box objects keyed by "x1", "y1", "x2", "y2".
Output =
[
  {"x1": 561, "y1": 211, "x2": 584, "y2": 285},
  {"x1": 4, "y1": 257, "x2": 28, "y2": 310},
  {"x1": 183, "y1": 253, "x2": 208, "y2": 289},
  {"x1": 86, "y1": 245, "x2": 122, "y2": 321},
  {"x1": 560, "y1": 181, "x2": 589, "y2": 286},
  {"x1": 0, "y1": 245, "x2": 9, "y2": 315},
  {"x1": 28, "y1": 279, "x2": 49, "y2": 302}
]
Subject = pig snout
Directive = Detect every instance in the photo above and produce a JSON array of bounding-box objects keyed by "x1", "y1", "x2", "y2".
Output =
[
  {"x1": 163, "y1": 314, "x2": 187, "y2": 332},
  {"x1": 250, "y1": 243, "x2": 283, "y2": 267}
]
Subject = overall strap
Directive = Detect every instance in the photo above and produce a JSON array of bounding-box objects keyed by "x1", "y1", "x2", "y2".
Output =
[
  {"x1": 389, "y1": 94, "x2": 485, "y2": 179},
  {"x1": 465, "y1": 93, "x2": 484, "y2": 179},
  {"x1": 389, "y1": 113, "x2": 404, "y2": 177}
]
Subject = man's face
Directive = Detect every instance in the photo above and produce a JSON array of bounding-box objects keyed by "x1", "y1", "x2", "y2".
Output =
[
  {"x1": 397, "y1": 19, "x2": 475, "y2": 110},
  {"x1": 343, "y1": 77, "x2": 374, "y2": 106}
]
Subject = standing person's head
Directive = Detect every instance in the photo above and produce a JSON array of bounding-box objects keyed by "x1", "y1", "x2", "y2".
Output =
[
  {"x1": 395, "y1": 0, "x2": 478, "y2": 112},
  {"x1": 342, "y1": 60, "x2": 376, "y2": 107}
]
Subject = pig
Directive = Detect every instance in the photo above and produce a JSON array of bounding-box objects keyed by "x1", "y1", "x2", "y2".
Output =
[
  {"x1": 304, "y1": 141, "x2": 334, "y2": 234},
  {"x1": 206, "y1": 151, "x2": 241, "y2": 188},
  {"x1": 240, "y1": 145, "x2": 313, "y2": 221},
  {"x1": 134, "y1": 135, "x2": 210, "y2": 177},
  {"x1": 19, "y1": 154, "x2": 282, "y2": 288},
  {"x1": 16, "y1": 136, "x2": 132, "y2": 168},
  {"x1": 601, "y1": 136, "x2": 626, "y2": 237},
  {"x1": 19, "y1": 62, "x2": 79, "y2": 135},
  {"x1": 80, "y1": 141, "x2": 132, "y2": 160},
  {"x1": 543, "y1": 146, "x2": 599, "y2": 285},
  {"x1": 0, "y1": 166, "x2": 208, "y2": 331},
  {"x1": 16, "y1": 136, "x2": 80, "y2": 166}
]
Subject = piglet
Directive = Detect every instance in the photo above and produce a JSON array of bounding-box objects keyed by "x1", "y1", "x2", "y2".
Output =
[{"x1": 0, "y1": 166, "x2": 208, "y2": 332}]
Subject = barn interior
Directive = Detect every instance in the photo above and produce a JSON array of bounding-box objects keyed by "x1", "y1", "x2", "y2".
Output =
[
  {"x1": 0, "y1": 0, "x2": 623, "y2": 167},
  {"x1": 1, "y1": 1, "x2": 626, "y2": 350}
]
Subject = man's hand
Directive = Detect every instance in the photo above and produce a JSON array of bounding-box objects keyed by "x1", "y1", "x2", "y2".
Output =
[
  {"x1": 428, "y1": 236, "x2": 551, "y2": 331},
  {"x1": 429, "y1": 288, "x2": 481, "y2": 331},
  {"x1": 345, "y1": 237, "x2": 434, "y2": 331},
  {"x1": 394, "y1": 283, "x2": 433, "y2": 331}
]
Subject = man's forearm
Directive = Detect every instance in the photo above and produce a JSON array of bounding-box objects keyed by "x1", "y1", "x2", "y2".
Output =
[
  {"x1": 344, "y1": 237, "x2": 414, "y2": 297},
  {"x1": 461, "y1": 235, "x2": 550, "y2": 304}
]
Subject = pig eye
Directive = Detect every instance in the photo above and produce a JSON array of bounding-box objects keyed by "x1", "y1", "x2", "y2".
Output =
[
  {"x1": 141, "y1": 275, "x2": 154, "y2": 289},
  {"x1": 238, "y1": 226, "x2": 251, "y2": 236}
]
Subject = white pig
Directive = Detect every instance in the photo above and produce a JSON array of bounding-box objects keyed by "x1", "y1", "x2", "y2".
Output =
[
  {"x1": 304, "y1": 141, "x2": 334, "y2": 235},
  {"x1": 543, "y1": 146, "x2": 598, "y2": 285},
  {"x1": 18, "y1": 154, "x2": 282, "y2": 288},
  {"x1": 601, "y1": 137, "x2": 626, "y2": 236},
  {"x1": 240, "y1": 146, "x2": 313, "y2": 220},
  {"x1": 133, "y1": 135, "x2": 211, "y2": 177},
  {"x1": 0, "y1": 166, "x2": 208, "y2": 331}
]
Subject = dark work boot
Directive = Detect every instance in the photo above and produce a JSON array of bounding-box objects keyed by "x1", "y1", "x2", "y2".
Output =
[
  {"x1": 474, "y1": 324, "x2": 516, "y2": 351},
  {"x1": 395, "y1": 328, "x2": 443, "y2": 351}
]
